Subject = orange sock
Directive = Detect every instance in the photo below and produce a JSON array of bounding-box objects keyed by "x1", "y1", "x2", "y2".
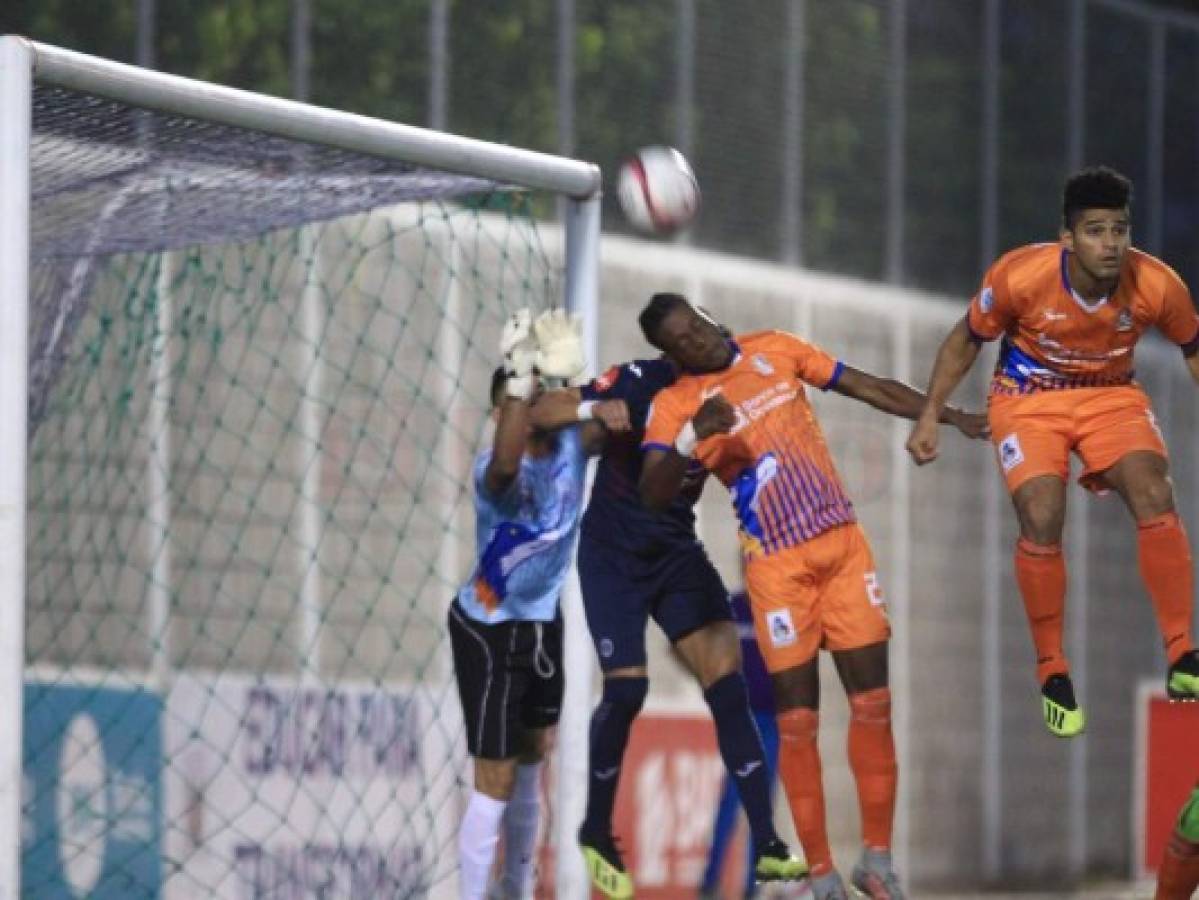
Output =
[
  {"x1": 848, "y1": 687, "x2": 897, "y2": 851},
  {"x1": 1014, "y1": 538, "x2": 1069, "y2": 684},
  {"x1": 777, "y1": 707, "x2": 832, "y2": 876},
  {"x1": 1137, "y1": 513, "x2": 1195, "y2": 665},
  {"x1": 1155, "y1": 831, "x2": 1199, "y2": 900}
]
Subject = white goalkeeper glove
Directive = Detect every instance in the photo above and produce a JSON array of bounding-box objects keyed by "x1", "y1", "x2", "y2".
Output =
[
  {"x1": 500, "y1": 308, "x2": 537, "y2": 400},
  {"x1": 533, "y1": 308, "x2": 587, "y2": 383}
]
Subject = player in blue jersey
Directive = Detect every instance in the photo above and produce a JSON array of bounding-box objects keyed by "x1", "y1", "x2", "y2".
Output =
[
  {"x1": 532, "y1": 342, "x2": 807, "y2": 899},
  {"x1": 450, "y1": 309, "x2": 622, "y2": 900}
]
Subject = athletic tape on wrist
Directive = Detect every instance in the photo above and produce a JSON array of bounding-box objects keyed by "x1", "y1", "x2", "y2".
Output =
[
  {"x1": 576, "y1": 400, "x2": 597, "y2": 421},
  {"x1": 505, "y1": 373, "x2": 535, "y2": 400},
  {"x1": 675, "y1": 421, "x2": 698, "y2": 457}
]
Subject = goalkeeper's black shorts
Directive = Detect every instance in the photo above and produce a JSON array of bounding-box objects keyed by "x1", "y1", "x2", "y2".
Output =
[{"x1": 447, "y1": 599, "x2": 564, "y2": 760}]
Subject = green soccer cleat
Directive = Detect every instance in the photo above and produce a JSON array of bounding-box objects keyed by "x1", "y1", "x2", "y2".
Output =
[
  {"x1": 1041, "y1": 673, "x2": 1086, "y2": 738},
  {"x1": 1167, "y1": 649, "x2": 1199, "y2": 700},
  {"x1": 579, "y1": 830, "x2": 634, "y2": 899},
  {"x1": 1178, "y1": 787, "x2": 1199, "y2": 842},
  {"x1": 753, "y1": 838, "x2": 809, "y2": 883}
]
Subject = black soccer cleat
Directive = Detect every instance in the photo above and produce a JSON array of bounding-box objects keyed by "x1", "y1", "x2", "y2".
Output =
[{"x1": 1167, "y1": 648, "x2": 1199, "y2": 700}]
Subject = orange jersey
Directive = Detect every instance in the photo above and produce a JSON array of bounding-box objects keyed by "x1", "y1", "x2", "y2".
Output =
[
  {"x1": 967, "y1": 243, "x2": 1199, "y2": 395},
  {"x1": 643, "y1": 331, "x2": 855, "y2": 557}
]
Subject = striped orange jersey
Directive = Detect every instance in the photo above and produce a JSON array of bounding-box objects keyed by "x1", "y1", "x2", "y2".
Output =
[
  {"x1": 643, "y1": 331, "x2": 854, "y2": 558},
  {"x1": 967, "y1": 243, "x2": 1199, "y2": 395}
]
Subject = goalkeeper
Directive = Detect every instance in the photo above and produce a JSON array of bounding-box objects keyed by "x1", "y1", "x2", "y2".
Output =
[
  {"x1": 449, "y1": 309, "x2": 620, "y2": 900},
  {"x1": 530, "y1": 312, "x2": 807, "y2": 899}
]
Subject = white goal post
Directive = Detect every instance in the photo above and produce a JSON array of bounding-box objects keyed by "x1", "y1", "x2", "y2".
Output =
[{"x1": 0, "y1": 35, "x2": 600, "y2": 900}]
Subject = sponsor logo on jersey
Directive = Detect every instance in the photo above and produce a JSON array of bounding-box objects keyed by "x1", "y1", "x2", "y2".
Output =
[
  {"x1": 998, "y1": 433, "x2": 1024, "y2": 472},
  {"x1": 628, "y1": 362, "x2": 643, "y2": 378},
  {"x1": 752, "y1": 354, "x2": 774, "y2": 376},
  {"x1": 1116, "y1": 308, "x2": 1134, "y2": 332},
  {"x1": 766, "y1": 609, "x2": 797, "y2": 648},
  {"x1": 979, "y1": 285, "x2": 994, "y2": 313}
]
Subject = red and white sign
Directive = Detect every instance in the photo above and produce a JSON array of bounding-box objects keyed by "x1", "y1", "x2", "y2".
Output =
[
  {"x1": 614, "y1": 713, "x2": 728, "y2": 895},
  {"x1": 539, "y1": 710, "x2": 741, "y2": 899},
  {"x1": 1133, "y1": 680, "x2": 1199, "y2": 878}
]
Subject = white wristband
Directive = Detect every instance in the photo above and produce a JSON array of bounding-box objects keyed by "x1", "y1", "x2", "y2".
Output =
[
  {"x1": 576, "y1": 400, "x2": 597, "y2": 421},
  {"x1": 505, "y1": 373, "x2": 535, "y2": 400},
  {"x1": 675, "y1": 421, "x2": 698, "y2": 457}
]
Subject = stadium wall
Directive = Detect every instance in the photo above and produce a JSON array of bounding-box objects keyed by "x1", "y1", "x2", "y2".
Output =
[{"x1": 24, "y1": 211, "x2": 1195, "y2": 893}]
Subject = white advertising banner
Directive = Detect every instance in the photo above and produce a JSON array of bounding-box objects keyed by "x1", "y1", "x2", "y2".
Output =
[{"x1": 163, "y1": 673, "x2": 465, "y2": 899}]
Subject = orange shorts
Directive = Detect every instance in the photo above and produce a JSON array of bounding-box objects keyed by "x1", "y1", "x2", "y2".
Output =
[
  {"x1": 988, "y1": 385, "x2": 1167, "y2": 494},
  {"x1": 742, "y1": 523, "x2": 891, "y2": 672}
]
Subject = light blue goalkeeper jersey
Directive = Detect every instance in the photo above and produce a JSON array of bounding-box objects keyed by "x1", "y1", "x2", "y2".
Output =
[{"x1": 456, "y1": 426, "x2": 588, "y2": 624}]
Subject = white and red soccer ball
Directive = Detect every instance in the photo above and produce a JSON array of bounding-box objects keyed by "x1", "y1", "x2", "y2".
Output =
[{"x1": 617, "y1": 145, "x2": 700, "y2": 236}]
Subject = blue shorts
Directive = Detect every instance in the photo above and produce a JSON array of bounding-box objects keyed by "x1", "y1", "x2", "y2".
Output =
[{"x1": 577, "y1": 535, "x2": 731, "y2": 672}]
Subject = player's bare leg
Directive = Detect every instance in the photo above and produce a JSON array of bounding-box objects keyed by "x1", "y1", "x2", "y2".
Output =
[
  {"x1": 1011, "y1": 475, "x2": 1084, "y2": 735},
  {"x1": 675, "y1": 621, "x2": 807, "y2": 883},
  {"x1": 1103, "y1": 451, "x2": 1199, "y2": 699},
  {"x1": 832, "y1": 642, "x2": 905, "y2": 900}
]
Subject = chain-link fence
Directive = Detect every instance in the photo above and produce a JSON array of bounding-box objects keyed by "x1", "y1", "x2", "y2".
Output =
[{"x1": 8, "y1": 0, "x2": 1199, "y2": 297}]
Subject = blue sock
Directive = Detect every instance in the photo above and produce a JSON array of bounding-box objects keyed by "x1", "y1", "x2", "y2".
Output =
[
  {"x1": 701, "y1": 773, "x2": 741, "y2": 891},
  {"x1": 704, "y1": 671, "x2": 778, "y2": 851},
  {"x1": 581, "y1": 676, "x2": 647, "y2": 838}
]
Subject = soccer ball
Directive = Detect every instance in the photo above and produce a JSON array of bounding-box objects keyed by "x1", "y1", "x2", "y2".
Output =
[{"x1": 617, "y1": 146, "x2": 700, "y2": 235}]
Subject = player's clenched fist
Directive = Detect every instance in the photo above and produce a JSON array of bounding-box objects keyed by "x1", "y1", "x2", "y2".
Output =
[
  {"x1": 593, "y1": 399, "x2": 632, "y2": 433},
  {"x1": 500, "y1": 308, "x2": 538, "y2": 399},
  {"x1": 906, "y1": 411, "x2": 940, "y2": 465},
  {"x1": 693, "y1": 394, "x2": 737, "y2": 439}
]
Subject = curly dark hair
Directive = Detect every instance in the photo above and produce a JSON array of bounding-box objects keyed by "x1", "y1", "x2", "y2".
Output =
[
  {"x1": 1063, "y1": 166, "x2": 1132, "y2": 228},
  {"x1": 638, "y1": 292, "x2": 690, "y2": 350}
]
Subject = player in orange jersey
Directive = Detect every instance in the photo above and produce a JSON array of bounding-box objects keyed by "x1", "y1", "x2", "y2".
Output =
[
  {"x1": 1157, "y1": 782, "x2": 1199, "y2": 900},
  {"x1": 638, "y1": 293, "x2": 987, "y2": 900},
  {"x1": 908, "y1": 166, "x2": 1199, "y2": 739}
]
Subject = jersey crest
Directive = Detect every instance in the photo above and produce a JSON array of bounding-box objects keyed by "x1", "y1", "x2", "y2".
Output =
[{"x1": 594, "y1": 365, "x2": 620, "y2": 392}]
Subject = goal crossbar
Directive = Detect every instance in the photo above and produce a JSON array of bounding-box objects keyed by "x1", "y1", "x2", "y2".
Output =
[
  {"x1": 0, "y1": 35, "x2": 601, "y2": 899},
  {"x1": 26, "y1": 38, "x2": 601, "y2": 200}
]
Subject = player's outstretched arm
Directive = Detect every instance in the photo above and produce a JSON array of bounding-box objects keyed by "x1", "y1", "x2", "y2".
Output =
[
  {"x1": 529, "y1": 387, "x2": 632, "y2": 455},
  {"x1": 830, "y1": 364, "x2": 986, "y2": 435},
  {"x1": 530, "y1": 388, "x2": 632, "y2": 433},
  {"x1": 640, "y1": 395, "x2": 734, "y2": 512},
  {"x1": 906, "y1": 316, "x2": 984, "y2": 465},
  {"x1": 485, "y1": 310, "x2": 537, "y2": 496}
]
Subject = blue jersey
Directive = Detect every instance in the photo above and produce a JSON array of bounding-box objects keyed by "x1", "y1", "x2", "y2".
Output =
[
  {"x1": 579, "y1": 358, "x2": 707, "y2": 555},
  {"x1": 456, "y1": 426, "x2": 588, "y2": 623}
]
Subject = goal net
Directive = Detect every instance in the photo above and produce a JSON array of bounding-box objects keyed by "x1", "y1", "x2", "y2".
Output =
[{"x1": 7, "y1": 41, "x2": 598, "y2": 899}]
